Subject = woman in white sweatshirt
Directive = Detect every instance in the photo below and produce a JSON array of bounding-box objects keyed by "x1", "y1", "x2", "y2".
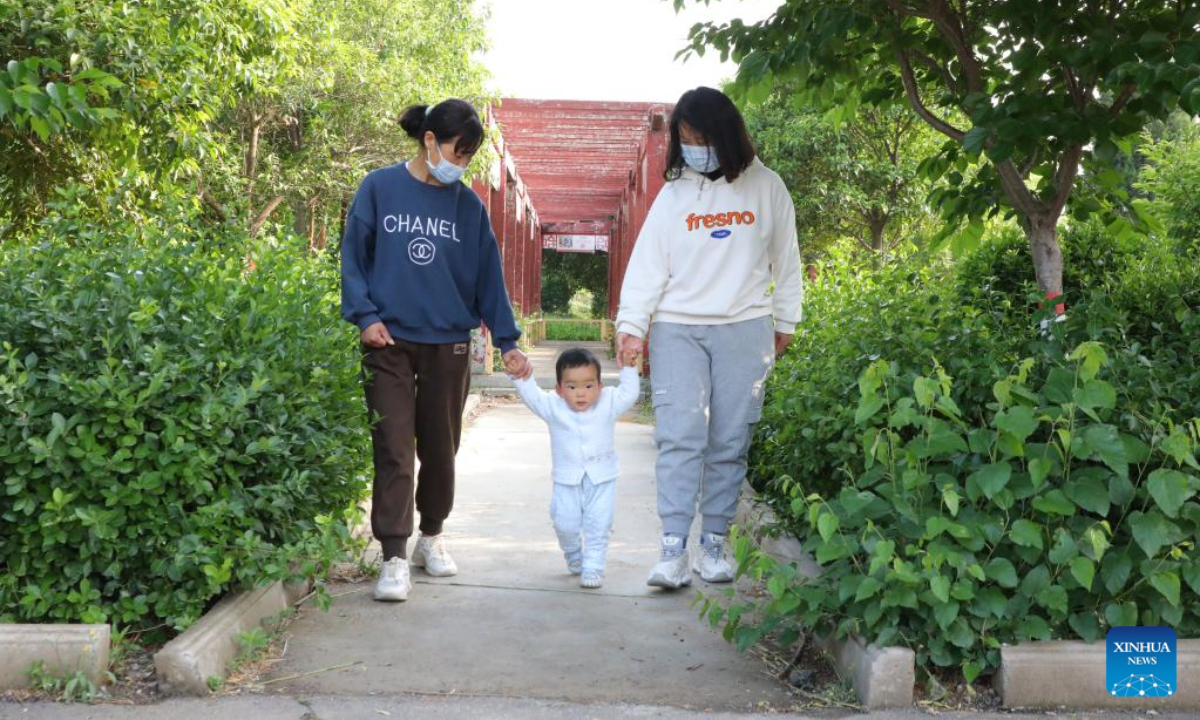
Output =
[{"x1": 615, "y1": 86, "x2": 803, "y2": 589}]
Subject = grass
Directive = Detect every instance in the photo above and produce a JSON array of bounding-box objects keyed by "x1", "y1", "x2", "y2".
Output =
[{"x1": 543, "y1": 319, "x2": 602, "y2": 341}]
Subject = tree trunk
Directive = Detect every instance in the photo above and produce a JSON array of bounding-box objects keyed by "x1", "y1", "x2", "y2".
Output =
[
  {"x1": 293, "y1": 199, "x2": 310, "y2": 240},
  {"x1": 869, "y1": 218, "x2": 886, "y2": 269},
  {"x1": 1024, "y1": 214, "x2": 1065, "y2": 303},
  {"x1": 249, "y1": 195, "x2": 285, "y2": 238}
]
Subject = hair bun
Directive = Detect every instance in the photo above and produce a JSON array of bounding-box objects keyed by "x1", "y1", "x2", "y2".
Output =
[{"x1": 399, "y1": 104, "x2": 429, "y2": 139}]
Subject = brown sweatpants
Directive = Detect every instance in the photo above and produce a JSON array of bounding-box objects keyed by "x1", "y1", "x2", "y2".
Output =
[{"x1": 362, "y1": 339, "x2": 471, "y2": 560}]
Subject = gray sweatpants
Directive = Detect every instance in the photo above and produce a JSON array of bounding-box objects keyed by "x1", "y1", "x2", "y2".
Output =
[{"x1": 649, "y1": 316, "x2": 775, "y2": 538}]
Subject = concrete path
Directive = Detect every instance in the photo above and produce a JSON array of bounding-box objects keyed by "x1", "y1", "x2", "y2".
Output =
[
  {"x1": 255, "y1": 401, "x2": 798, "y2": 712},
  {"x1": 8, "y1": 694, "x2": 1189, "y2": 720}
]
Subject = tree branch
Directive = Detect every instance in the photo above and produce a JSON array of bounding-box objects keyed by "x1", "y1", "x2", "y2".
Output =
[
  {"x1": 1061, "y1": 66, "x2": 1087, "y2": 110},
  {"x1": 1020, "y1": 147, "x2": 1042, "y2": 179},
  {"x1": 199, "y1": 189, "x2": 228, "y2": 223},
  {"x1": 994, "y1": 159, "x2": 1040, "y2": 219},
  {"x1": 1049, "y1": 144, "x2": 1084, "y2": 217},
  {"x1": 927, "y1": 0, "x2": 985, "y2": 94},
  {"x1": 249, "y1": 195, "x2": 285, "y2": 238},
  {"x1": 895, "y1": 44, "x2": 966, "y2": 141},
  {"x1": 1110, "y1": 84, "x2": 1136, "y2": 116}
]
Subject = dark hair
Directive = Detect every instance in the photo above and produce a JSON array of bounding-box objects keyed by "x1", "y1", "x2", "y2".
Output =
[
  {"x1": 399, "y1": 99, "x2": 485, "y2": 156},
  {"x1": 555, "y1": 347, "x2": 602, "y2": 384},
  {"x1": 665, "y1": 86, "x2": 756, "y2": 182}
]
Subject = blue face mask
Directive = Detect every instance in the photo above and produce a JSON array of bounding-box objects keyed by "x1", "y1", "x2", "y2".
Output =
[
  {"x1": 425, "y1": 141, "x2": 466, "y2": 185},
  {"x1": 681, "y1": 143, "x2": 719, "y2": 173}
]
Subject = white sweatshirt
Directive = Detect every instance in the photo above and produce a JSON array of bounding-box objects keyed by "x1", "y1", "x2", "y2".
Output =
[
  {"x1": 615, "y1": 158, "x2": 804, "y2": 338},
  {"x1": 512, "y1": 367, "x2": 641, "y2": 485}
]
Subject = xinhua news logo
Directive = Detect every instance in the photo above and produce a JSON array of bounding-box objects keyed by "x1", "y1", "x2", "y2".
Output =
[{"x1": 1107, "y1": 626, "x2": 1177, "y2": 698}]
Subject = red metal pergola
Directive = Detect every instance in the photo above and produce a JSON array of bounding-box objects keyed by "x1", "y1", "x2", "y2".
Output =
[{"x1": 471, "y1": 99, "x2": 671, "y2": 321}]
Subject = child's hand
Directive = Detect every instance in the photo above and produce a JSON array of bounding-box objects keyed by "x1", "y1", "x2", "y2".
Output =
[{"x1": 504, "y1": 349, "x2": 533, "y2": 380}]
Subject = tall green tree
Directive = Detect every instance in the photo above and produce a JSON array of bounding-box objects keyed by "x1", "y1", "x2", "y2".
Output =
[
  {"x1": 746, "y1": 92, "x2": 940, "y2": 264},
  {"x1": 201, "y1": 0, "x2": 492, "y2": 248},
  {"x1": 0, "y1": 0, "x2": 297, "y2": 232},
  {"x1": 683, "y1": 0, "x2": 1200, "y2": 301}
]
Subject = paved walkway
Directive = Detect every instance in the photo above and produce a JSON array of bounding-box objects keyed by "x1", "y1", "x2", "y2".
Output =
[{"x1": 254, "y1": 401, "x2": 799, "y2": 712}]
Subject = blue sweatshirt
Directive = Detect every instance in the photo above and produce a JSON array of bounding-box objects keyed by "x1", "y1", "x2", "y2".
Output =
[{"x1": 340, "y1": 163, "x2": 521, "y2": 354}]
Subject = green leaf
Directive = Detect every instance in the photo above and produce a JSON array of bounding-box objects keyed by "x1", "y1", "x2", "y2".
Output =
[
  {"x1": 1128, "y1": 511, "x2": 1178, "y2": 558},
  {"x1": 942, "y1": 486, "x2": 960, "y2": 517},
  {"x1": 1102, "y1": 552, "x2": 1132, "y2": 594},
  {"x1": 855, "y1": 576, "x2": 883, "y2": 601},
  {"x1": 984, "y1": 557, "x2": 1019, "y2": 588},
  {"x1": 995, "y1": 406, "x2": 1038, "y2": 441},
  {"x1": 1016, "y1": 615, "x2": 1051, "y2": 641},
  {"x1": 934, "y1": 599, "x2": 959, "y2": 628},
  {"x1": 1146, "y1": 468, "x2": 1195, "y2": 518},
  {"x1": 970, "y1": 462, "x2": 1012, "y2": 499},
  {"x1": 962, "y1": 660, "x2": 983, "y2": 684},
  {"x1": 1081, "y1": 424, "x2": 1128, "y2": 479},
  {"x1": 1048, "y1": 529, "x2": 1079, "y2": 564},
  {"x1": 1073, "y1": 379, "x2": 1116, "y2": 417},
  {"x1": 854, "y1": 395, "x2": 885, "y2": 425},
  {"x1": 1028, "y1": 457, "x2": 1052, "y2": 489},
  {"x1": 1069, "y1": 557, "x2": 1095, "y2": 590},
  {"x1": 1032, "y1": 489, "x2": 1075, "y2": 516},
  {"x1": 1148, "y1": 571, "x2": 1181, "y2": 607},
  {"x1": 1105, "y1": 602, "x2": 1138, "y2": 627},
  {"x1": 930, "y1": 575, "x2": 951, "y2": 603},
  {"x1": 1085, "y1": 525, "x2": 1110, "y2": 563},
  {"x1": 1065, "y1": 475, "x2": 1110, "y2": 515},
  {"x1": 1019, "y1": 565, "x2": 1051, "y2": 597},
  {"x1": 1040, "y1": 585, "x2": 1068, "y2": 615},
  {"x1": 963, "y1": 126, "x2": 989, "y2": 154},
  {"x1": 817, "y1": 511, "x2": 840, "y2": 542},
  {"x1": 1010, "y1": 519, "x2": 1043, "y2": 549}
]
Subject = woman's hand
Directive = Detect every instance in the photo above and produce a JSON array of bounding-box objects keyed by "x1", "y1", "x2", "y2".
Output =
[
  {"x1": 774, "y1": 332, "x2": 792, "y2": 358},
  {"x1": 503, "y1": 348, "x2": 533, "y2": 380},
  {"x1": 361, "y1": 322, "x2": 395, "y2": 348},
  {"x1": 616, "y1": 332, "x2": 643, "y2": 367}
]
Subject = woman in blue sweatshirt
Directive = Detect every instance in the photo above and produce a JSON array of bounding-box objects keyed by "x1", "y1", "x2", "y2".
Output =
[{"x1": 341, "y1": 99, "x2": 532, "y2": 603}]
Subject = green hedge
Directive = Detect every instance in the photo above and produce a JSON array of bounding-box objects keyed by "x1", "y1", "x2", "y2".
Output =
[
  {"x1": 710, "y1": 226, "x2": 1200, "y2": 678},
  {"x1": 0, "y1": 234, "x2": 370, "y2": 633}
]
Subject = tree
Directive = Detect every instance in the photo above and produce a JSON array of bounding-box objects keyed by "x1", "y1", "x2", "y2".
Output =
[
  {"x1": 683, "y1": 0, "x2": 1200, "y2": 302},
  {"x1": 745, "y1": 90, "x2": 940, "y2": 264},
  {"x1": 0, "y1": 0, "x2": 297, "y2": 231}
]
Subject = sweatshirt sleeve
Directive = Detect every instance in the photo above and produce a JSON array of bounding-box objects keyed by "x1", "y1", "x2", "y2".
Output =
[
  {"x1": 476, "y1": 209, "x2": 522, "y2": 355},
  {"x1": 615, "y1": 197, "x2": 670, "y2": 339},
  {"x1": 609, "y1": 366, "x2": 641, "y2": 419},
  {"x1": 769, "y1": 180, "x2": 804, "y2": 335},
  {"x1": 512, "y1": 375, "x2": 553, "y2": 421},
  {"x1": 340, "y1": 184, "x2": 382, "y2": 331}
]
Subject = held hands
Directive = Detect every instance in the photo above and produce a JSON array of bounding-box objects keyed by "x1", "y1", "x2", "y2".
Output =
[
  {"x1": 361, "y1": 322, "x2": 395, "y2": 348},
  {"x1": 504, "y1": 348, "x2": 533, "y2": 380},
  {"x1": 616, "y1": 332, "x2": 643, "y2": 368},
  {"x1": 774, "y1": 332, "x2": 793, "y2": 358}
]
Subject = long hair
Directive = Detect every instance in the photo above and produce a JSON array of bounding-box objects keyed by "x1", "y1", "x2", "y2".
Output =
[{"x1": 664, "y1": 86, "x2": 756, "y2": 182}]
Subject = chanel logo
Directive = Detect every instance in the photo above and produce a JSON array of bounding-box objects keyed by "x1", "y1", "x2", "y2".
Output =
[{"x1": 408, "y1": 237, "x2": 435, "y2": 265}]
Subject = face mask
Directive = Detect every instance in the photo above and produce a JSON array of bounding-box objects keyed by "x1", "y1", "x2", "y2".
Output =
[
  {"x1": 681, "y1": 143, "x2": 719, "y2": 173},
  {"x1": 425, "y1": 140, "x2": 465, "y2": 185}
]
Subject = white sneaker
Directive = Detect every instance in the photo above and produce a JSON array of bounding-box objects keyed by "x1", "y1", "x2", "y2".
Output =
[
  {"x1": 694, "y1": 532, "x2": 735, "y2": 583},
  {"x1": 581, "y1": 570, "x2": 603, "y2": 589},
  {"x1": 646, "y1": 535, "x2": 692, "y2": 589},
  {"x1": 374, "y1": 557, "x2": 411, "y2": 602},
  {"x1": 411, "y1": 533, "x2": 458, "y2": 577}
]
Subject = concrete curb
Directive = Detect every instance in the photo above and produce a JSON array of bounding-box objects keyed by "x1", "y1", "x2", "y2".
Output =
[
  {"x1": 154, "y1": 579, "x2": 311, "y2": 695},
  {"x1": 0, "y1": 624, "x2": 110, "y2": 691},
  {"x1": 999, "y1": 639, "x2": 1200, "y2": 709},
  {"x1": 733, "y1": 492, "x2": 915, "y2": 709}
]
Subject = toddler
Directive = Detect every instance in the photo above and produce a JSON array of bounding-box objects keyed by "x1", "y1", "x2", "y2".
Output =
[{"x1": 511, "y1": 347, "x2": 639, "y2": 588}]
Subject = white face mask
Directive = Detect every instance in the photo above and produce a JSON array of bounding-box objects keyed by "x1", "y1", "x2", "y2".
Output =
[
  {"x1": 425, "y1": 140, "x2": 465, "y2": 184},
  {"x1": 681, "y1": 143, "x2": 719, "y2": 173}
]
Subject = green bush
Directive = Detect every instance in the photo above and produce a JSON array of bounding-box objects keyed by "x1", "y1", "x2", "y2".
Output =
[
  {"x1": 720, "y1": 228, "x2": 1200, "y2": 680},
  {"x1": 0, "y1": 230, "x2": 369, "y2": 633},
  {"x1": 713, "y1": 345, "x2": 1200, "y2": 678}
]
